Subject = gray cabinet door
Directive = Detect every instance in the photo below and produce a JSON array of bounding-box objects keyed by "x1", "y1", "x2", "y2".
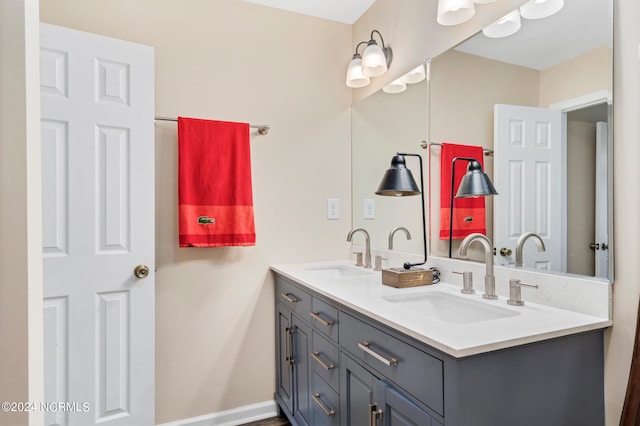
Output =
[
  {"x1": 340, "y1": 353, "x2": 377, "y2": 426},
  {"x1": 293, "y1": 314, "x2": 312, "y2": 426},
  {"x1": 275, "y1": 303, "x2": 294, "y2": 414},
  {"x1": 376, "y1": 381, "x2": 442, "y2": 426}
]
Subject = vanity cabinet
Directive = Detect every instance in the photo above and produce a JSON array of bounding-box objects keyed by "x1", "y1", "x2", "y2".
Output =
[
  {"x1": 274, "y1": 273, "x2": 605, "y2": 426},
  {"x1": 275, "y1": 277, "x2": 340, "y2": 426}
]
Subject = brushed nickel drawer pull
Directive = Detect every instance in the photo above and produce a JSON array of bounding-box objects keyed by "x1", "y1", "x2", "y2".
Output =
[
  {"x1": 358, "y1": 341, "x2": 398, "y2": 366},
  {"x1": 309, "y1": 311, "x2": 335, "y2": 327},
  {"x1": 311, "y1": 351, "x2": 335, "y2": 371},
  {"x1": 286, "y1": 327, "x2": 295, "y2": 366},
  {"x1": 280, "y1": 292, "x2": 298, "y2": 304},
  {"x1": 312, "y1": 393, "x2": 336, "y2": 417}
]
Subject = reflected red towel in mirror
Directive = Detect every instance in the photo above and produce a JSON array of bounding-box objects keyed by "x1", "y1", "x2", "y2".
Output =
[
  {"x1": 178, "y1": 117, "x2": 256, "y2": 247},
  {"x1": 439, "y1": 142, "x2": 487, "y2": 240}
]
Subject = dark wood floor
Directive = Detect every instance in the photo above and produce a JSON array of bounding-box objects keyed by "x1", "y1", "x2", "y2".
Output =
[{"x1": 241, "y1": 416, "x2": 291, "y2": 426}]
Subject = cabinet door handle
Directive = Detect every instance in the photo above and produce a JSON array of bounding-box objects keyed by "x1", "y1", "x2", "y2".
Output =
[
  {"x1": 310, "y1": 351, "x2": 335, "y2": 371},
  {"x1": 358, "y1": 341, "x2": 398, "y2": 366},
  {"x1": 280, "y1": 292, "x2": 298, "y2": 304},
  {"x1": 309, "y1": 311, "x2": 334, "y2": 327},
  {"x1": 285, "y1": 327, "x2": 295, "y2": 366},
  {"x1": 312, "y1": 393, "x2": 336, "y2": 417},
  {"x1": 369, "y1": 403, "x2": 383, "y2": 426}
]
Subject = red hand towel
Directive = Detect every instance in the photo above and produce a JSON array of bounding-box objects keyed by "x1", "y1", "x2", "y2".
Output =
[
  {"x1": 439, "y1": 142, "x2": 487, "y2": 240},
  {"x1": 178, "y1": 117, "x2": 256, "y2": 247}
]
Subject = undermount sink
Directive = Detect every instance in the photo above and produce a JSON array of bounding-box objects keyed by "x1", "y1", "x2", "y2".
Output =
[
  {"x1": 383, "y1": 291, "x2": 520, "y2": 324},
  {"x1": 304, "y1": 265, "x2": 371, "y2": 279}
]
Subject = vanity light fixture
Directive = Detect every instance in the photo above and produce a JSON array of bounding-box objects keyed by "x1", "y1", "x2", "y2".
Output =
[
  {"x1": 361, "y1": 30, "x2": 393, "y2": 77},
  {"x1": 482, "y1": 9, "x2": 522, "y2": 38},
  {"x1": 346, "y1": 30, "x2": 393, "y2": 88},
  {"x1": 519, "y1": 0, "x2": 564, "y2": 20},
  {"x1": 448, "y1": 157, "x2": 498, "y2": 258},
  {"x1": 346, "y1": 41, "x2": 371, "y2": 88},
  {"x1": 437, "y1": 0, "x2": 476, "y2": 26},
  {"x1": 376, "y1": 153, "x2": 427, "y2": 269}
]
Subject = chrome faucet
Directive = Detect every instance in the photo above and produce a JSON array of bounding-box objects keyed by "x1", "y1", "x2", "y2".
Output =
[
  {"x1": 388, "y1": 226, "x2": 411, "y2": 250},
  {"x1": 515, "y1": 232, "x2": 546, "y2": 267},
  {"x1": 458, "y1": 233, "x2": 497, "y2": 300},
  {"x1": 347, "y1": 227, "x2": 372, "y2": 269}
]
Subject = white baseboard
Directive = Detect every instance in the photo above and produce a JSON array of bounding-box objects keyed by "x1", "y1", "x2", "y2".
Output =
[{"x1": 157, "y1": 400, "x2": 278, "y2": 426}]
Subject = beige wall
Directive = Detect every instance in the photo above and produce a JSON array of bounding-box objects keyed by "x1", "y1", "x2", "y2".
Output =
[
  {"x1": 0, "y1": 1, "x2": 43, "y2": 425},
  {"x1": 540, "y1": 46, "x2": 613, "y2": 106},
  {"x1": 40, "y1": 0, "x2": 352, "y2": 423}
]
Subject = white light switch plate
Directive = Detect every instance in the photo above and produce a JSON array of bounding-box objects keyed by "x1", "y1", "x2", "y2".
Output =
[
  {"x1": 364, "y1": 198, "x2": 375, "y2": 219},
  {"x1": 327, "y1": 198, "x2": 340, "y2": 220}
]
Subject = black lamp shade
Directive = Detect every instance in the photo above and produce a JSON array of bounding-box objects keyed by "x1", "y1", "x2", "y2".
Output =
[
  {"x1": 456, "y1": 160, "x2": 498, "y2": 198},
  {"x1": 375, "y1": 155, "x2": 421, "y2": 196}
]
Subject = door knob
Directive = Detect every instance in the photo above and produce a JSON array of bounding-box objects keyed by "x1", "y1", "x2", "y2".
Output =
[
  {"x1": 499, "y1": 247, "x2": 512, "y2": 256},
  {"x1": 134, "y1": 265, "x2": 150, "y2": 279}
]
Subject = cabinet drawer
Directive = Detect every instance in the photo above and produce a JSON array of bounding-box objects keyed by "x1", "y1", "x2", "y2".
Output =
[
  {"x1": 311, "y1": 297, "x2": 339, "y2": 343},
  {"x1": 311, "y1": 330, "x2": 339, "y2": 392},
  {"x1": 311, "y1": 371, "x2": 339, "y2": 426},
  {"x1": 275, "y1": 277, "x2": 311, "y2": 320},
  {"x1": 340, "y1": 312, "x2": 444, "y2": 416}
]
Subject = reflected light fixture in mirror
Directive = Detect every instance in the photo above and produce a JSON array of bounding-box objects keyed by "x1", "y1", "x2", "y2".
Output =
[
  {"x1": 519, "y1": 0, "x2": 564, "y2": 19},
  {"x1": 383, "y1": 77, "x2": 407, "y2": 94},
  {"x1": 437, "y1": 0, "x2": 475, "y2": 26},
  {"x1": 449, "y1": 158, "x2": 498, "y2": 258},
  {"x1": 383, "y1": 63, "x2": 427, "y2": 94},
  {"x1": 346, "y1": 41, "x2": 371, "y2": 88},
  {"x1": 482, "y1": 9, "x2": 522, "y2": 38},
  {"x1": 376, "y1": 153, "x2": 427, "y2": 269}
]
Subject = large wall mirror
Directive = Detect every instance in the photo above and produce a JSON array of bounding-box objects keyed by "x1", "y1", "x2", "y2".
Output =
[{"x1": 351, "y1": 0, "x2": 614, "y2": 282}]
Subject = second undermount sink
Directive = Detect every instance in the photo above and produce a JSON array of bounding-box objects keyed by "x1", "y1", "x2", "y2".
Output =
[
  {"x1": 304, "y1": 265, "x2": 371, "y2": 279},
  {"x1": 383, "y1": 291, "x2": 520, "y2": 324}
]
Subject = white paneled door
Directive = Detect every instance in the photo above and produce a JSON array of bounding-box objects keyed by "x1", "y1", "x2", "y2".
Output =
[
  {"x1": 493, "y1": 104, "x2": 564, "y2": 271},
  {"x1": 40, "y1": 24, "x2": 155, "y2": 426}
]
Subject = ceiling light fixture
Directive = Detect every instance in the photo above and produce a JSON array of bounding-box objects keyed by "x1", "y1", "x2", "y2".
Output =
[{"x1": 519, "y1": 0, "x2": 564, "y2": 20}]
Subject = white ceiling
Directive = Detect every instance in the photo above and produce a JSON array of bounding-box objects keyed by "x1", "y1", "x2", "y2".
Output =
[{"x1": 242, "y1": 0, "x2": 376, "y2": 24}]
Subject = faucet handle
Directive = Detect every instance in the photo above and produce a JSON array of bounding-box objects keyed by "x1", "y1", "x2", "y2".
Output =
[
  {"x1": 507, "y1": 279, "x2": 538, "y2": 306},
  {"x1": 374, "y1": 255, "x2": 387, "y2": 271},
  {"x1": 453, "y1": 271, "x2": 475, "y2": 294},
  {"x1": 353, "y1": 251, "x2": 364, "y2": 267}
]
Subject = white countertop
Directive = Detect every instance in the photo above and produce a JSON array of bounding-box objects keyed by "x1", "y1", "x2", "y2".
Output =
[{"x1": 271, "y1": 260, "x2": 613, "y2": 358}]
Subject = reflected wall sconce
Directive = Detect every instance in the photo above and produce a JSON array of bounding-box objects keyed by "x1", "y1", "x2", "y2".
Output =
[
  {"x1": 437, "y1": 0, "x2": 498, "y2": 26},
  {"x1": 482, "y1": 9, "x2": 522, "y2": 38},
  {"x1": 376, "y1": 153, "x2": 427, "y2": 269},
  {"x1": 519, "y1": 0, "x2": 564, "y2": 20},
  {"x1": 481, "y1": 0, "x2": 563, "y2": 39},
  {"x1": 346, "y1": 30, "x2": 393, "y2": 88},
  {"x1": 448, "y1": 157, "x2": 498, "y2": 258},
  {"x1": 382, "y1": 63, "x2": 427, "y2": 94}
]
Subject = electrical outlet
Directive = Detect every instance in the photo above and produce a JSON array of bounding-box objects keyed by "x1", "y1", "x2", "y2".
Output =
[
  {"x1": 327, "y1": 198, "x2": 340, "y2": 220},
  {"x1": 364, "y1": 198, "x2": 375, "y2": 219}
]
